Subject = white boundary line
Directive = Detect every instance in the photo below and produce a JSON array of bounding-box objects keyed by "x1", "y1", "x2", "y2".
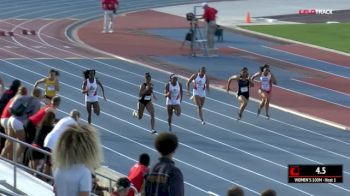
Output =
[
  {"x1": 262, "y1": 45, "x2": 350, "y2": 71},
  {"x1": 291, "y1": 78, "x2": 350, "y2": 97}
]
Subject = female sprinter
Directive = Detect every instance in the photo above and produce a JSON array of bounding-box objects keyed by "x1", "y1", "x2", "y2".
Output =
[{"x1": 164, "y1": 74, "x2": 183, "y2": 131}]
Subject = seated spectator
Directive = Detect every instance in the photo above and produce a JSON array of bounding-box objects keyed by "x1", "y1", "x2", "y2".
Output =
[
  {"x1": 261, "y1": 189, "x2": 276, "y2": 196},
  {"x1": 111, "y1": 177, "x2": 131, "y2": 196},
  {"x1": 143, "y1": 132, "x2": 184, "y2": 196},
  {"x1": 92, "y1": 173, "x2": 109, "y2": 196},
  {"x1": 52, "y1": 124, "x2": 103, "y2": 196},
  {"x1": 227, "y1": 186, "x2": 244, "y2": 196},
  {"x1": 28, "y1": 111, "x2": 55, "y2": 173},
  {"x1": 127, "y1": 153, "x2": 150, "y2": 196}
]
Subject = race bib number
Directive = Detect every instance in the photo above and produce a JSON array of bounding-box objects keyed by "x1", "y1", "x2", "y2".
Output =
[
  {"x1": 47, "y1": 85, "x2": 55, "y2": 91},
  {"x1": 240, "y1": 87, "x2": 248, "y2": 93},
  {"x1": 144, "y1": 96, "x2": 151, "y2": 100}
]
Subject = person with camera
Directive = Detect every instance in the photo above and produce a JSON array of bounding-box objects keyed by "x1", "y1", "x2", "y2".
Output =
[
  {"x1": 201, "y1": 2, "x2": 217, "y2": 49},
  {"x1": 101, "y1": 0, "x2": 119, "y2": 33}
]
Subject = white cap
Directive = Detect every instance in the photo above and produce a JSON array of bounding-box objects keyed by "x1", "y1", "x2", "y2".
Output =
[{"x1": 201, "y1": 2, "x2": 208, "y2": 7}]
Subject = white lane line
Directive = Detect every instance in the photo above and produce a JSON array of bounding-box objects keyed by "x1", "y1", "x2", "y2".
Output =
[
  {"x1": 262, "y1": 45, "x2": 350, "y2": 71},
  {"x1": 2, "y1": 47, "x2": 350, "y2": 175},
  {"x1": 0, "y1": 69, "x2": 245, "y2": 195},
  {"x1": 0, "y1": 62, "x2": 316, "y2": 196},
  {"x1": 3, "y1": 60, "x2": 350, "y2": 194},
  {"x1": 276, "y1": 84, "x2": 350, "y2": 109},
  {"x1": 291, "y1": 78, "x2": 350, "y2": 97}
]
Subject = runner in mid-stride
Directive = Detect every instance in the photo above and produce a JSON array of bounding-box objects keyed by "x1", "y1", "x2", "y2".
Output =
[
  {"x1": 227, "y1": 67, "x2": 254, "y2": 120},
  {"x1": 133, "y1": 73, "x2": 157, "y2": 134},
  {"x1": 251, "y1": 64, "x2": 277, "y2": 119},
  {"x1": 82, "y1": 69, "x2": 106, "y2": 124},
  {"x1": 186, "y1": 67, "x2": 209, "y2": 125},
  {"x1": 165, "y1": 74, "x2": 183, "y2": 131}
]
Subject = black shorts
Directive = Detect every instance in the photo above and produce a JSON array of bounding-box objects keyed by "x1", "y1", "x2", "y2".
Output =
[
  {"x1": 139, "y1": 99, "x2": 151, "y2": 106},
  {"x1": 237, "y1": 93, "x2": 249, "y2": 100}
]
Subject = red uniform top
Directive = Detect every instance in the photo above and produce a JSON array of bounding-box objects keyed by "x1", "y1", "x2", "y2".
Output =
[
  {"x1": 203, "y1": 7, "x2": 217, "y2": 22},
  {"x1": 127, "y1": 163, "x2": 149, "y2": 196},
  {"x1": 29, "y1": 105, "x2": 52, "y2": 127},
  {"x1": 101, "y1": 0, "x2": 118, "y2": 11},
  {"x1": 1, "y1": 98, "x2": 14, "y2": 119}
]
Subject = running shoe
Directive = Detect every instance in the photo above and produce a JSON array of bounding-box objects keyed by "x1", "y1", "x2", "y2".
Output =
[
  {"x1": 132, "y1": 110, "x2": 138, "y2": 118},
  {"x1": 201, "y1": 121, "x2": 205, "y2": 125},
  {"x1": 151, "y1": 129, "x2": 157, "y2": 134}
]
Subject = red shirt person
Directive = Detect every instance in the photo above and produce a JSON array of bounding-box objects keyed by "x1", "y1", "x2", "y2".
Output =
[
  {"x1": 202, "y1": 3, "x2": 218, "y2": 49},
  {"x1": 127, "y1": 153, "x2": 150, "y2": 196},
  {"x1": 101, "y1": 0, "x2": 119, "y2": 33}
]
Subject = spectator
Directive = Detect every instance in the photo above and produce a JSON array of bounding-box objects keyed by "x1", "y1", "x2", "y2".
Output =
[
  {"x1": 43, "y1": 109, "x2": 80, "y2": 176},
  {"x1": 201, "y1": 2, "x2": 217, "y2": 49},
  {"x1": 28, "y1": 111, "x2": 55, "y2": 173},
  {"x1": 261, "y1": 189, "x2": 276, "y2": 196},
  {"x1": 127, "y1": 153, "x2": 150, "y2": 196},
  {"x1": 26, "y1": 88, "x2": 42, "y2": 117},
  {"x1": 101, "y1": 0, "x2": 119, "y2": 33},
  {"x1": 92, "y1": 174, "x2": 109, "y2": 196},
  {"x1": 227, "y1": 186, "x2": 244, "y2": 196},
  {"x1": 1, "y1": 86, "x2": 29, "y2": 160},
  {"x1": 52, "y1": 124, "x2": 103, "y2": 196},
  {"x1": 0, "y1": 80, "x2": 21, "y2": 115},
  {"x1": 111, "y1": 177, "x2": 131, "y2": 196},
  {"x1": 24, "y1": 96, "x2": 61, "y2": 145},
  {"x1": 34, "y1": 69, "x2": 60, "y2": 104},
  {"x1": 0, "y1": 79, "x2": 21, "y2": 153},
  {"x1": 143, "y1": 132, "x2": 184, "y2": 196}
]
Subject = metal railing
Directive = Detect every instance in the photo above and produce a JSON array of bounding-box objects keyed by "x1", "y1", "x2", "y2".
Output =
[{"x1": 0, "y1": 132, "x2": 119, "y2": 195}]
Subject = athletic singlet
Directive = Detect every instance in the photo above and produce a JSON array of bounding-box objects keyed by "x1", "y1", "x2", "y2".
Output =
[
  {"x1": 139, "y1": 83, "x2": 153, "y2": 102},
  {"x1": 260, "y1": 73, "x2": 272, "y2": 93},
  {"x1": 193, "y1": 74, "x2": 206, "y2": 97},
  {"x1": 85, "y1": 78, "x2": 98, "y2": 103},
  {"x1": 237, "y1": 77, "x2": 250, "y2": 99},
  {"x1": 166, "y1": 81, "x2": 181, "y2": 105},
  {"x1": 44, "y1": 78, "x2": 57, "y2": 98}
]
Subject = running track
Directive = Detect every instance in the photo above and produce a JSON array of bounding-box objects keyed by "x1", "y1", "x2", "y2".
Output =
[{"x1": 0, "y1": 0, "x2": 350, "y2": 195}]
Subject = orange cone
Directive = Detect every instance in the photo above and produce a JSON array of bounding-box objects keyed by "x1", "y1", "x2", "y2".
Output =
[{"x1": 245, "y1": 12, "x2": 251, "y2": 23}]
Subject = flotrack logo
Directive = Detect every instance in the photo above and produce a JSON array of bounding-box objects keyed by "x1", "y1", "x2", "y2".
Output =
[{"x1": 299, "y1": 9, "x2": 333, "y2": 15}]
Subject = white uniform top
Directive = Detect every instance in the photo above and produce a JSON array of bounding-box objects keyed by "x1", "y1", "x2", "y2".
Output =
[
  {"x1": 44, "y1": 116, "x2": 77, "y2": 150},
  {"x1": 85, "y1": 78, "x2": 98, "y2": 103},
  {"x1": 260, "y1": 74, "x2": 272, "y2": 92},
  {"x1": 192, "y1": 74, "x2": 206, "y2": 97},
  {"x1": 166, "y1": 81, "x2": 181, "y2": 105}
]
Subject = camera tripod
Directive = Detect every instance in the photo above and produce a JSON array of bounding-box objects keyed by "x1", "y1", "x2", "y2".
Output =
[{"x1": 181, "y1": 19, "x2": 207, "y2": 57}]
